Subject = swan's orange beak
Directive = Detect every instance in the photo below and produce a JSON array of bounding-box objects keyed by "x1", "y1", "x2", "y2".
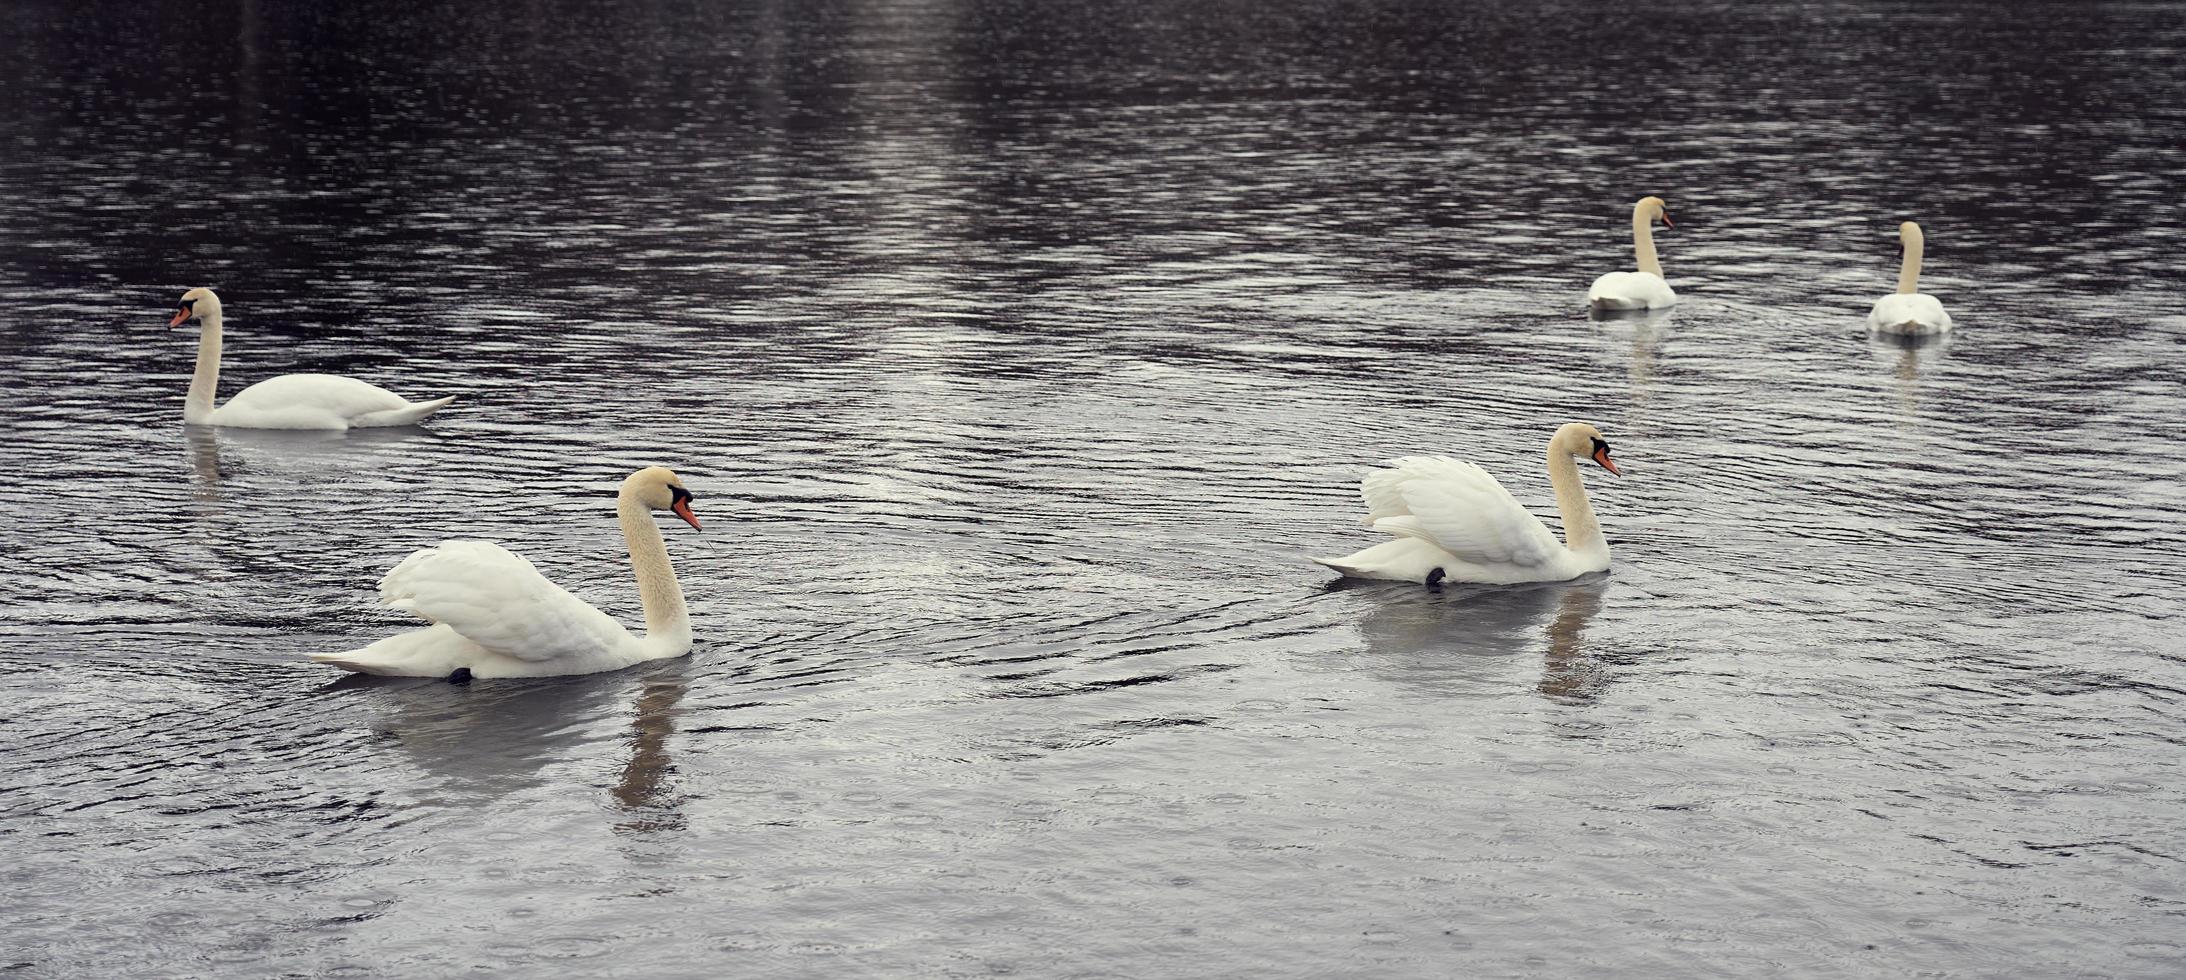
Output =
[
  {"x1": 672, "y1": 498, "x2": 701, "y2": 530},
  {"x1": 168, "y1": 307, "x2": 193, "y2": 327},
  {"x1": 1659, "y1": 212, "x2": 1674, "y2": 229},
  {"x1": 1593, "y1": 447, "x2": 1622, "y2": 476}
]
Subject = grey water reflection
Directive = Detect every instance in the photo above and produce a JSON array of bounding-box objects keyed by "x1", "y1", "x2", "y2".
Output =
[
  {"x1": 185, "y1": 425, "x2": 446, "y2": 477},
  {"x1": 1594, "y1": 306, "x2": 1676, "y2": 395},
  {"x1": 335, "y1": 674, "x2": 628, "y2": 801},
  {"x1": 1536, "y1": 579, "x2": 1610, "y2": 705},
  {"x1": 612, "y1": 665, "x2": 690, "y2": 835},
  {"x1": 322, "y1": 663, "x2": 691, "y2": 819},
  {"x1": 5, "y1": 0, "x2": 2186, "y2": 977},
  {"x1": 184, "y1": 425, "x2": 224, "y2": 491},
  {"x1": 1347, "y1": 577, "x2": 1611, "y2": 703}
]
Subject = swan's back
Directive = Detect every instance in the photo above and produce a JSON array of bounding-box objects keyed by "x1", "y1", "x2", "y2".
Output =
[
  {"x1": 376, "y1": 540, "x2": 634, "y2": 665},
  {"x1": 1587, "y1": 271, "x2": 1677, "y2": 311},
  {"x1": 212, "y1": 374, "x2": 451, "y2": 429},
  {"x1": 1372, "y1": 463, "x2": 1566, "y2": 571},
  {"x1": 1868, "y1": 293, "x2": 1952, "y2": 335}
]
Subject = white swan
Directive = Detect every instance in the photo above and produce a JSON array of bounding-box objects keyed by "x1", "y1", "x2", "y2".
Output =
[
  {"x1": 1587, "y1": 197, "x2": 1678, "y2": 312},
  {"x1": 1313, "y1": 423, "x2": 1622, "y2": 585},
  {"x1": 1868, "y1": 221, "x2": 1953, "y2": 336},
  {"x1": 310, "y1": 466, "x2": 701, "y2": 679},
  {"x1": 169, "y1": 287, "x2": 457, "y2": 429}
]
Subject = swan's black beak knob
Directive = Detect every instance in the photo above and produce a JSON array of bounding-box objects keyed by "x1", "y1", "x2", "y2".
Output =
[
  {"x1": 1590, "y1": 438, "x2": 1622, "y2": 477},
  {"x1": 670, "y1": 486, "x2": 701, "y2": 530}
]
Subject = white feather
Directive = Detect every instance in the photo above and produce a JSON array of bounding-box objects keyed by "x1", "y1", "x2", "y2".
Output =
[
  {"x1": 1867, "y1": 292, "x2": 1952, "y2": 335},
  {"x1": 1313, "y1": 425, "x2": 1619, "y2": 585},
  {"x1": 172, "y1": 287, "x2": 457, "y2": 430},
  {"x1": 1587, "y1": 271, "x2": 1678, "y2": 311},
  {"x1": 308, "y1": 467, "x2": 699, "y2": 680},
  {"x1": 376, "y1": 541, "x2": 633, "y2": 663},
  {"x1": 208, "y1": 374, "x2": 456, "y2": 430}
]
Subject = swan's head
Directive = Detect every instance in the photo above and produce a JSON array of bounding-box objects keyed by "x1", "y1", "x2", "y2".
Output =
[
  {"x1": 1897, "y1": 220, "x2": 1924, "y2": 253},
  {"x1": 1553, "y1": 423, "x2": 1622, "y2": 477},
  {"x1": 624, "y1": 466, "x2": 701, "y2": 530},
  {"x1": 169, "y1": 287, "x2": 221, "y2": 327},
  {"x1": 1635, "y1": 196, "x2": 1673, "y2": 228}
]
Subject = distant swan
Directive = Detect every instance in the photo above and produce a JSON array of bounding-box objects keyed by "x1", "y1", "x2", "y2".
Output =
[
  {"x1": 1313, "y1": 423, "x2": 1622, "y2": 585},
  {"x1": 169, "y1": 287, "x2": 456, "y2": 429},
  {"x1": 1868, "y1": 221, "x2": 1953, "y2": 336},
  {"x1": 1587, "y1": 197, "x2": 1678, "y2": 312},
  {"x1": 310, "y1": 467, "x2": 701, "y2": 680}
]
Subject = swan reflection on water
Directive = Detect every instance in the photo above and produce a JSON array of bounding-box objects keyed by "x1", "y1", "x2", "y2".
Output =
[
  {"x1": 184, "y1": 426, "x2": 228, "y2": 497},
  {"x1": 183, "y1": 423, "x2": 446, "y2": 487},
  {"x1": 324, "y1": 661, "x2": 689, "y2": 826},
  {"x1": 612, "y1": 666, "x2": 691, "y2": 835},
  {"x1": 1339, "y1": 575, "x2": 1612, "y2": 703},
  {"x1": 1589, "y1": 305, "x2": 1676, "y2": 395},
  {"x1": 1535, "y1": 580, "x2": 1609, "y2": 703},
  {"x1": 1871, "y1": 323, "x2": 1952, "y2": 413},
  {"x1": 1874, "y1": 323, "x2": 1951, "y2": 363}
]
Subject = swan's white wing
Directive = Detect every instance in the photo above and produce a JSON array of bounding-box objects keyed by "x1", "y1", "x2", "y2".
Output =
[
  {"x1": 1868, "y1": 293, "x2": 1952, "y2": 333},
  {"x1": 1386, "y1": 463, "x2": 1564, "y2": 569},
  {"x1": 221, "y1": 373, "x2": 408, "y2": 417},
  {"x1": 1361, "y1": 455, "x2": 1478, "y2": 524},
  {"x1": 375, "y1": 540, "x2": 631, "y2": 662},
  {"x1": 1587, "y1": 272, "x2": 1677, "y2": 309}
]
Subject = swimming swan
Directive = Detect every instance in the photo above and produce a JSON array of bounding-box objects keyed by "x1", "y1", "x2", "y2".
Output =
[
  {"x1": 310, "y1": 467, "x2": 701, "y2": 679},
  {"x1": 168, "y1": 287, "x2": 456, "y2": 429},
  {"x1": 1587, "y1": 197, "x2": 1678, "y2": 312},
  {"x1": 1867, "y1": 221, "x2": 1953, "y2": 336},
  {"x1": 1313, "y1": 423, "x2": 1622, "y2": 585}
]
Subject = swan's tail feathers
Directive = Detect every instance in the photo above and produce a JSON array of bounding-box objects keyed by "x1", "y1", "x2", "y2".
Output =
[
  {"x1": 1877, "y1": 320, "x2": 1950, "y2": 335},
  {"x1": 307, "y1": 648, "x2": 409, "y2": 676},
  {"x1": 354, "y1": 395, "x2": 458, "y2": 428},
  {"x1": 305, "y1": 624, "x2": 474, "y2": 678},
  {"x1": 1310, "y1": 556, "x2": 1366, "y2": 577}
]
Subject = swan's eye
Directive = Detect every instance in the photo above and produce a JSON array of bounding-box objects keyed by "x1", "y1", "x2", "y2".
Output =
[{"x1": 1592, "y1": 437, "x2": 1611, "y2": 455}]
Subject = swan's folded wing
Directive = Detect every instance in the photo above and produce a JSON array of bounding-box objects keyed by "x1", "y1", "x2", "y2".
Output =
[
  {"x1": 1391, "y1": 464, "x2": 1563, "y2": 568},
  {"x1": 375, "y1": 540, "x2": 630, "y2": 662},
  {"x1": 1361, "y1": 456, "x2": 1476, "y2": 524},
  {"x1": 223, "y1": 373, "x2": 412, "y2": 418}
]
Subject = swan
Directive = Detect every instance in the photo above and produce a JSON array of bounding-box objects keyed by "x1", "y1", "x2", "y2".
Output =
[
  {"x1": 1868, "y1": 221, "x2": 1953, "y2": 336},
  {"x1": 168, "y1": 287, "x2": 457, "y2": 429},
  {"x1": 310, "y1": 466, "x2": 701, "y2": 679},
  {"x1": 1312, "y1": 423, "x2": 1622, "y2": 585},
  {"x1": 1586, "y1": 197, "x2": 1678, "y2": 312}
]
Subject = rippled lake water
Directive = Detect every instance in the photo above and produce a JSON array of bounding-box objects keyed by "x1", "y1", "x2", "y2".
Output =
[{"x1": 5, "y1": 0, "x2": 2185, "y2": 976}]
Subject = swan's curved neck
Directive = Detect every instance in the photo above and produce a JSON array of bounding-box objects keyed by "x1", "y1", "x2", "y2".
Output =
[
  {"x1": 186, "y1": 312, "x2": 223, "y2": 424},
  {"x1": 1632, "y1": 206, "x2": 1664, "y2": 278},
  {"x1": 618, "y1": 495, "x2": 690, "y2": 649},
  {"x1": 1897, "y1": 235, "x2": 1924, "y2": 295},
  {"x1": 1546, "y1": 447, "x2": 1607, "y2": 555}
]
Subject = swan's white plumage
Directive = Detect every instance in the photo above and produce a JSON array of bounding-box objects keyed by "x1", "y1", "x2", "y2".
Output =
[
  {"x1": 208, "y1": 374, "x2": 457, "y2": 429},
  {"x1": 310, "y1": 466, "x2": 698, "y2": 680},
  {"x1": 1867, "y1": 292, "x2": 1952, "y2": 335},
  {"x1": 1868, "y1": 221, "x2": 1952, "y2": 336},
  {"x1": 1586, "y1": 271, "x2": 1677, "y2": 311},
  {"x1": 1389, "y1": 473, "x2": 1564, "y2": 569},
  {"x1": 1356, "y1": 456, "x2": 1563, "y2": 568},
  {"x1": 1360, "y1": 455, "x2": 1475, "y2": 524},
  {"x1": 171, "y1": 287, "x2": 456, "y2": 430},
  {"x1": 1587, "y1": 196, "x2": 1678, "y2": 312},
  {"x1": 377, "y1": 541, "x2": 633, "y2": 663},
  {"x1": 1314, "y1": 424, "x2": 1618, "y2": 585}
]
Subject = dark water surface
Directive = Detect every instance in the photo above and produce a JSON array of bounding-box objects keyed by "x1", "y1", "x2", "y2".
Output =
[{"x1": 5, "y1": 0, "x2": 2186, "y2": 976}]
